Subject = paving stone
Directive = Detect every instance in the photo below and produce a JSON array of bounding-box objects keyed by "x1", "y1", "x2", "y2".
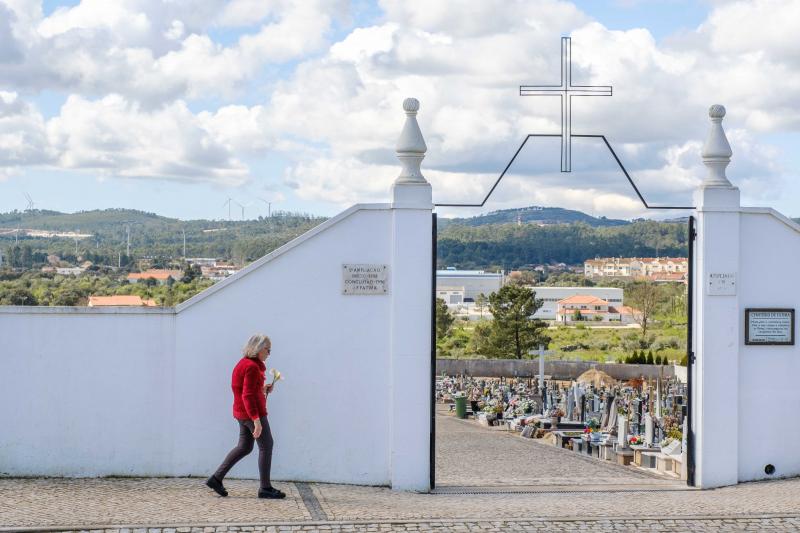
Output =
[{"x1": 2, "y1": 411, "x2": 800, "y2": 532}]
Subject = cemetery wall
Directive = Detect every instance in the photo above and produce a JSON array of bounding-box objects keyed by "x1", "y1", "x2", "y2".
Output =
[
  {"x1": 736, "y1": 209, "x2": 800, "y2": 482},
  {"x1": 0, "y1": 306, "x2": 176, "y2": 476},
  {"x1": 0, "y1": 203, "x2": 431, "y2": 489},
  {"x1": 437, "y1": 359, "x2": 678, "y2": 381}
]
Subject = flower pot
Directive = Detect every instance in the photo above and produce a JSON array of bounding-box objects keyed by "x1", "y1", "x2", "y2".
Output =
[{"x1": 550, "y1": 416, "x2": 560, "y2": 428}]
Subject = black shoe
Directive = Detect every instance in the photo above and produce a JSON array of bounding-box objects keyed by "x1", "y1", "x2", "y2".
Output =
[
  {"x1": 258, "y1": 486, "x2": 286, "y2": 499},
  {"x1": 206, "y1": 475, "x2": 228, "y2": 497}
]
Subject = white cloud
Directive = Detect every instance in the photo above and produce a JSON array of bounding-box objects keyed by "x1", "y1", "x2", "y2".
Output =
[
  {"x1": 0, "y1": 0, "x2": 344, "y2": 104},
  {"x1": 0, "y1": 91, "x2": 53, "y2": 168},
  {"x1": 46, "y1": 94, "x2": 250, "y2": 184}
]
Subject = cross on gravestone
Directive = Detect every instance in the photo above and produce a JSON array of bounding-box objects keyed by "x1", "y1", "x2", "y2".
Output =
[{"x1": 520, "y1": 36, "x2": 612, "y2": 172}]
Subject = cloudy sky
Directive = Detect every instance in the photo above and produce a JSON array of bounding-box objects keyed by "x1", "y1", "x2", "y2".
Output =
[{"x1": 0, "y1": 0, "x2": 798, "y2": 221}]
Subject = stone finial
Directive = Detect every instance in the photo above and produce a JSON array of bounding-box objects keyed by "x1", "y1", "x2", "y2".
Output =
[
  {"x1": 701, "y1": 104, "x2": 733, "y2": 188},
  {"x1": 395, "y1": 97, "x2": 428, "y2": 185}
]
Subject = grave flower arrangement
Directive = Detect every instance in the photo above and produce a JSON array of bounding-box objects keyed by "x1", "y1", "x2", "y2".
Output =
[
  {"x1": 629, "y1": 435, "x2": 643, "y2": 446},
  {"x1": 584, "y1": 417, "x2": 600, "y2": 433},
  {"x1": 667, "y1": 426, "x2": 683, "y2": 442}
]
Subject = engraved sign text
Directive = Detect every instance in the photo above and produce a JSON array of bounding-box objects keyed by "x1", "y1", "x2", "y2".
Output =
[
  {"x1": 707, "y1": 272, "x2": 737, "y2": 296},
  {"x1": 342, "y1": 264, "x2": 389, "y2": 295}
]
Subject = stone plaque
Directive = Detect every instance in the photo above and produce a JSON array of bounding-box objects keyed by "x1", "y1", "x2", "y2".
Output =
[
  {"x1": 745, "y1": 308, "x2": 795, "y2": 345},
  {"x1": 707, "y1": 272, "x2": 736, "y2": 296},
  {"x1": 342, "y1": 264, "x2": 389, "y2": 295}
]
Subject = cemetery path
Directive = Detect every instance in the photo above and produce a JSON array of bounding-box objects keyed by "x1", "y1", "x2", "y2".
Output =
[{"x1": 434, "y1": 408, "x2": 681, "y2": 488}]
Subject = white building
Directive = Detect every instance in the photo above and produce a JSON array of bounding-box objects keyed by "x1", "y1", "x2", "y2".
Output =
[
  {"x1": 584, "y1": 257, "x2": 688, "y2": 280},
  {"x1": 555, "y1": 294, "x2": 638, "y2": 324},
  {"x1": 436, "y1": 269, "x2": 503, "y2": 301},
  {"x1": 436, "y1": 286, "x2": 465, "y2": 305},
  {"x1": 531, "y1": 286, "x2": 623, "y2": 320}
]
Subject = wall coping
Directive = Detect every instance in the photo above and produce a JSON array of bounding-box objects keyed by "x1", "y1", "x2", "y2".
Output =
[
  {"x1": 0, "y1": 305, "x2": 175, "y2": 315},
  {"x1": 740, "y1": 207, "x2": 800, "y2": 235}
]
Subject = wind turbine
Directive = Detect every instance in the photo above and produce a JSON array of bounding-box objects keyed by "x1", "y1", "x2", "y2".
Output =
[
  {"x1": 222, "y1": 197, "x2": 233, "y2": 221},
  {"x1": 233, "y1": 199, "x2": 246, "y2": 220},
  {"x1": 258, "y1": 198, "x2": 273, "y2": 218}
]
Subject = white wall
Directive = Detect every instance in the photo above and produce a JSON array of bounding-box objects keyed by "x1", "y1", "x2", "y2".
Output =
[
  {"x1": 173, "y1": 206, "x2": 395, "y2": 486},
  {"x1": 0, "y1": 307, "x2": 176, "y2": 476},
  {"x1": 737, "y1": 210, "x2": 800, "y2": 482},
  {"x1": 694, "y1": 198, "x2": 800, "y2": 487},
  {"x1": 0, "y1": 203, "x2": 432, "y2": 490}
]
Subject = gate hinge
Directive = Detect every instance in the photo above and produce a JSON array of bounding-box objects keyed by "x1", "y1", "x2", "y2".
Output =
[{"x1": 689, "y1": 351, "x2": 696, "y2": 364}]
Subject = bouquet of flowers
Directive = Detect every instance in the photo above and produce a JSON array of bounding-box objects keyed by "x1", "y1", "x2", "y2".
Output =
[{"x1": 629, "y1": 435, "x2": 644, "y2": 446}]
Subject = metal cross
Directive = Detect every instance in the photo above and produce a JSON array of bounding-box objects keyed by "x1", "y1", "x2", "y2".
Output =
[{"x1": 520, "y1": 37, "x2": 612, "y2": 172}]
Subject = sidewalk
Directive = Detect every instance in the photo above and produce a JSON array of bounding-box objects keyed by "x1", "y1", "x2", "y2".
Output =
[
  {"x1": 3, "y1": 412, "x2": 799, "y2": 532},
  {"x1": 3, "y1": 475, "x2": 800, "y2": 532}
]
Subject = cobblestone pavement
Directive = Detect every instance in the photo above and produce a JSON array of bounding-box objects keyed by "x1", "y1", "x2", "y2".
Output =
[
  {"x1": 434, "y1": 410, "x2": 673, "y2": 487},
  {"x1": 2, "y1": 411, "x2": 800, "y2": 532}
]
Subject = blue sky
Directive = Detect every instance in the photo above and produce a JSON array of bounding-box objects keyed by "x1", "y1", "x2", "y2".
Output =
[{"x1": 1, "y1": 0, "x2": 798, "y2": 221}]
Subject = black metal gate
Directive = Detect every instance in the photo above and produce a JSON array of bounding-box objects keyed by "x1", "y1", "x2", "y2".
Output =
[
  {"x1": 686, "y1": 215, "x2": 696, "y2": 486},
  {"x1": 430, "y1": 213, "x2": 437, "y2": 490}
]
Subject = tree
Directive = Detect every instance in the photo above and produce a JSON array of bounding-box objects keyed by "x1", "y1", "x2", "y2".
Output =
[
  {"x1": 487, "y1": 285, "x2": 550, "y2": 359},
  {"x1": 572, "y1": 309, "x2": 583, "y2": 322},
  {"x1": 627, "y1": 281, "x2": 659, "y2": 338},
  {"x1": 52, "y1": 288, "x2": 83, "y2": 306},
  {"x1": 646, "y1": 351, "x2": 655, "y2": 365},
  {"x1": 0, "y1": 287, "x2": 38, "y2": 305},
  {"x1": 469, "y1": 320, "x2": 495, "y2": 356},
  {"x1": 474, "y1": 293, "x2": 488, "y2": 318},
  {"x1": 506, "y1": 270, "x2": 537, "y2": 286},
  {"x1": 435, "y1": 298, "x2": 454, "y2": 340}
]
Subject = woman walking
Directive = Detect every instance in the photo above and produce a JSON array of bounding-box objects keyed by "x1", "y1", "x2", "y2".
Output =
[{"x1": 206, "y1": 334, "x2": 285, "y2": 499}]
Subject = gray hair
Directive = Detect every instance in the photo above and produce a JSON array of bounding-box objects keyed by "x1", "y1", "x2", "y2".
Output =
[{"x1": 242, "y1": 334, "x2": 271, "y2": 358}]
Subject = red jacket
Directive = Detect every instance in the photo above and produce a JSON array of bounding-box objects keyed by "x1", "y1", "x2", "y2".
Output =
[{"x1": 231, "y1": 357, "x2": 267, "y2": 420}]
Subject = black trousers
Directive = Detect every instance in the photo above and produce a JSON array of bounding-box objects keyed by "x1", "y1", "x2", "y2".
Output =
[{"x1": 213, "y1": 415, "x2": 273, "y2": 489}]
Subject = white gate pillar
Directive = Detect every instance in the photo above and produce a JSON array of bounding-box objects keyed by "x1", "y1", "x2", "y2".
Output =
[
  {"x1": 389, "y1": 98, "x2": 433, "y2": 491},
  {"x1": 693, "y1": 105, "x2": 741, "y2": 488}
]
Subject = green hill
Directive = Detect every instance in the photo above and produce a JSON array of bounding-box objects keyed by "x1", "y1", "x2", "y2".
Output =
[
  {"x1": 438, "y1": 206, "x2": 629, "y2": 228},
  {"x1": 0, "y1": 209, "x2": 325, "y2": 267}
]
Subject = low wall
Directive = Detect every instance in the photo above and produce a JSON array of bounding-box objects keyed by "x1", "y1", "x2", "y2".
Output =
[{"x1": 436, "y1": 358, "x2": 678, "y2": 381}]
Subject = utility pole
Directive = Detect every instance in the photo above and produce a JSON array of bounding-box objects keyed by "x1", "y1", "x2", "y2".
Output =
[
  {"x1": 118, "y1": 251, "x2": 121, "y2": 269},
  {"x1": 182, "y1": 229, "x2": 186, "y2": 259}
]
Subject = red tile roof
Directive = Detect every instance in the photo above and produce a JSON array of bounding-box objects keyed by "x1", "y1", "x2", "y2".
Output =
[
  {"x1": 127, "y1": 269, "x2": 182, "y2": 281},
  {"x1": 557, "y1": 295, "x2": 609, "y2": 306},
  {"x1": 88, "y1": 295, "x2": 158, "y2": 307}
]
